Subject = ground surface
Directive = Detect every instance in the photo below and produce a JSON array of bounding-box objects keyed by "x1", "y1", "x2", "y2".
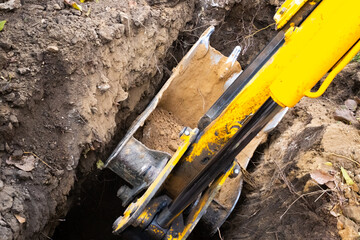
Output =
[{"x1": 0, "y1": 0, "x2": 359, "y2": 240}]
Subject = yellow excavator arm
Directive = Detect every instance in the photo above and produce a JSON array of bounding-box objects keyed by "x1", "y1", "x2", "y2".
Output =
[{"x1": 106, "y1": 0, "x2": 360, "y2": 239}]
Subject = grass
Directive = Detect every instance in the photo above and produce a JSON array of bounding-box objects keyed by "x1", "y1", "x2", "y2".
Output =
[{"x1": 352, "y1": 51, "x2": 360, "y2": 62}]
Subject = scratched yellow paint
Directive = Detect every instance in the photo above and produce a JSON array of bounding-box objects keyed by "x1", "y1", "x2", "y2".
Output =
[{"x1": 182, "y1": 0, "x2": 360, "y2": 164}]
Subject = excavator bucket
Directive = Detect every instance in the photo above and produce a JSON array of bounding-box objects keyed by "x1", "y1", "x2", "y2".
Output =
[{"x1": 105, "y1": 26, "x2": 248, "y2": 232}]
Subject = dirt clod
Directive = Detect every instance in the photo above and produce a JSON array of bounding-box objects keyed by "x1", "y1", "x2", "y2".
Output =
[
  {"x1": 345, "y1": 99, "x2": 358, "y2": 112},
  {"x1": 334, "y1": 108, "x2": 359, "y2": 127},
  {"x1": 142, "y1": 108, "x2": 184, "y2": 154}
]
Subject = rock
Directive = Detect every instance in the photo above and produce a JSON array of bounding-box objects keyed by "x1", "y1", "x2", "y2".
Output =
[
  {"x1": 0, "y1": 192, "x2": 13, "y2": 211},
  {"x1": 333, "y1": 108, "x2": 359, "y2": 126},
  {"x1": 2, "y1": 169, "x2": 14, "y2": 178},
  {"x1": 343, "y1": 205, "x2": 360, "y2": 224},
  {"x1": 9, "y1": 115, "x2": 18, "y2": 124},
  {"x1": 354, "y1": 174, "x2": 360, "y2": 183},
  {"x1": 3, "y1": 213, "x2": 19, "y2": 234},
  {"x1": 12, "y1": 94, "x2": 27, "y2": 107},
  {"x1": 0, "y1": 0, "x2": 21, "y2": 10},
  {"x1": 0, "y1": 226, "x2": 13, "y2": 240},
  {"x1": 5, "y1": 142, "x2": 11, "y2": 153},
  {"x1": 4, "y1": 92, "x2": 16, "y2": 102},
  {"x1": 97, "y1": 26, "x2": 115, "y2": 42},
  {"x1": 97, "y1": 83, "x2": 111, "y2": 92},
  {"x1": 46, "y1": 45, "x2": 59, "y2": 53},
  {"x1": 49, "y1": 143, "x2": 56, "y2": 150},
  {"x1": 15, "y1": 170, "x2": 32, "y2": 180},
  {"x1": 90, "y1": 107, "x2": 98, "y2": 114},
  {"x1": 17, "y1": 67, "x2": 30, "y2": 75},
  {"x1": 12, "y1": 149, "x2": 23, "y2": 158},
  {"x1": 3, "y1": 186, "x2": 15, "y2": 197},
  {"x1": 53, "y1": 3, "x2": 61, "y2": 10},
  {"x1": 0, "y1": 180, "x2": 3, "y2": 191},
  {"x1": 9, "y1": 115, "x2": 19, "y2": 127},
  {"x1": 337, "y1": 215, "x2": 359, "y2": 240},
  {"x1": 345, "y1": 99, "x2": 357, "y2": 112},
  {"x1": 11, "y1": 197, "x2": 24, "y2": 213}
]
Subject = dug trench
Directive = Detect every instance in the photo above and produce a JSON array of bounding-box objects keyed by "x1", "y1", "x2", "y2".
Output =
[{"x1": 1, "y1": 1, "x2": 360, "y2": 240}]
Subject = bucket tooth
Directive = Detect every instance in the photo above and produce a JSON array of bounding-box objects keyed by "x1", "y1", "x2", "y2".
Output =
[{"x1": 226, "y1": 46, "x2": 242, "y2": 66}]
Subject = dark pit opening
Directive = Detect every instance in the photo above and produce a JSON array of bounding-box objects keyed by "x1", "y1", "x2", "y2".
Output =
[{"x1": 53, "y1": 169, "x2": 124, "y2": 240}]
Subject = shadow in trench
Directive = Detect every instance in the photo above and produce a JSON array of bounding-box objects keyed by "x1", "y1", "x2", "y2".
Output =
[{"x1": 53, "y1": 169, "x2": 124, "y2": 240}]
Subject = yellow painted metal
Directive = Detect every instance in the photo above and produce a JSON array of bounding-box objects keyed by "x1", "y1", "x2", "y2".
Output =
[
  {"x1": 115, "y1": 0, "x2": 360, "y2": 236},
  {"x1": 270, "y1": 0, "x2": 360, "y2": 107},
  {"x1": 166, "y1": 162, "x2": 236, "y2": 240},
  {"x1": 113, "y1": 129, "x2": 197, "y2": 233},
  {"x1": 305, "y1": 40, "x2": 360, "y2": 98},
  {"x1": 274, "y1": 0, "x2": 308, "y2": 29},
  {"x1": 166, "y1": 0, "x2": 360, "y2": 196}
]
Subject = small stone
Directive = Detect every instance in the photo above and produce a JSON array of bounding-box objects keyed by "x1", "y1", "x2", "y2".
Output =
[
  {"x1": 0, "y1": 226, "x2": 13, "y2": 240},
  {"x1": 343, "y1": 205, "x2": 360, "y2": 224},
  {"x1": 0, "y1": 180, "x2": 4, "y2": 191},
  {"x1": 9, "y1": 115, "x2": 18, "y2": 124},
  {"x1": 168, "y1": 141, "x2": 178, "y2": 152},
  {"x1": 46, "y1": 45, "x2": 59, "y2": 53},
  {"x1": 3, "y1": 186, "x2": 15, "y2": 197},
  {"x1": 354, "y1": 174, "x2": 360, "y2": 183},
  {"x1": 11, "y1": 197, "x2": 24, "y2": 213},
  {"x1": 53, "y1": 3, "x2": 61, "y2": 10},
  {"x1": 345, "y1": 99, "x2": 357, "y2": 112},
  {"x1": 0, "y1": 0, "x2": 21, "y2": 10},
  {"x1": 17, "y1": 67, "x2": 30, "y2": 75},
  {"x1": 70, "y1": 8, "x2": 82, "y2": 16},
  {"x1": 97, "y1": 83, "x2": 111, "y2": 93},
  {"x1": 159, "y1": 130, "x2": 165, "y2": 136},
  {"x1": 4, "y1": 92, "x2": 16, "y2": 102},
  {"x1": 49, "y1": 143, "x2": 56, "y2": 150},
  {"x1": 5, "y1": 143, "x2": 11, "y2": 153},
  {"x1": 0, "y1": 192, "x2": 13, "y2": 211},
  {"x1": 334, "y1": 108, "x2": 359, "y2": 126},
  {"x1": 3, "y1": 213, "x2": 19, "y2": 234},
  {"x1": 2, "y1": 169, "x2": 14, "y2": 178},
  {"x1": 97, "y1": 27, "x2": 114, "y2": 42},
  {"x1": 9, "y1": 115, "x2": 19, "y2": 127},
  {"x1": 15, "y1": 170, "x2": 32, "y2": 181},
  {"x1": 171, "y1": 133, "x2": 178, "y2": 140},
  {"x1": 12, "y1": 149, "x2": 23, "y2": 158},
  {"x1": 90, "y1": 107, "x2": 98, "y2": 114}
]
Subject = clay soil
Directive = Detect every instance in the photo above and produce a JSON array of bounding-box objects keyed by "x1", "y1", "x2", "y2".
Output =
[{"x1": 1, "y1": 0, "x2": 360, "y2": 240}]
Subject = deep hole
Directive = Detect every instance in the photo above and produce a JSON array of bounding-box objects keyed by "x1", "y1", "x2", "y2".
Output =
[
  {"x1": 51, "y1": 2, "x2": 279, "y2": 238},
  {"x1": 53, "y1": 169, "x2": 124, "y2": 240}
]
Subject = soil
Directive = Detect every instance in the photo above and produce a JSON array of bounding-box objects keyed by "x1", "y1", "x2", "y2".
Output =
[
  {"x1": 0, "y1": 0, "x2": 195, "y2": 239},
  {"x1": 141, "y1": 108, "x2": 184, "y2": 154},
  {"x1": 159, "y1": 44, "x2": 242, "y2": 128},
  {"x1": 1, "y1": 0, "x2": 359, "y2": 239},
  {"x1": 221, "y1": 62, "x2": 360, "y2": 240}
]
